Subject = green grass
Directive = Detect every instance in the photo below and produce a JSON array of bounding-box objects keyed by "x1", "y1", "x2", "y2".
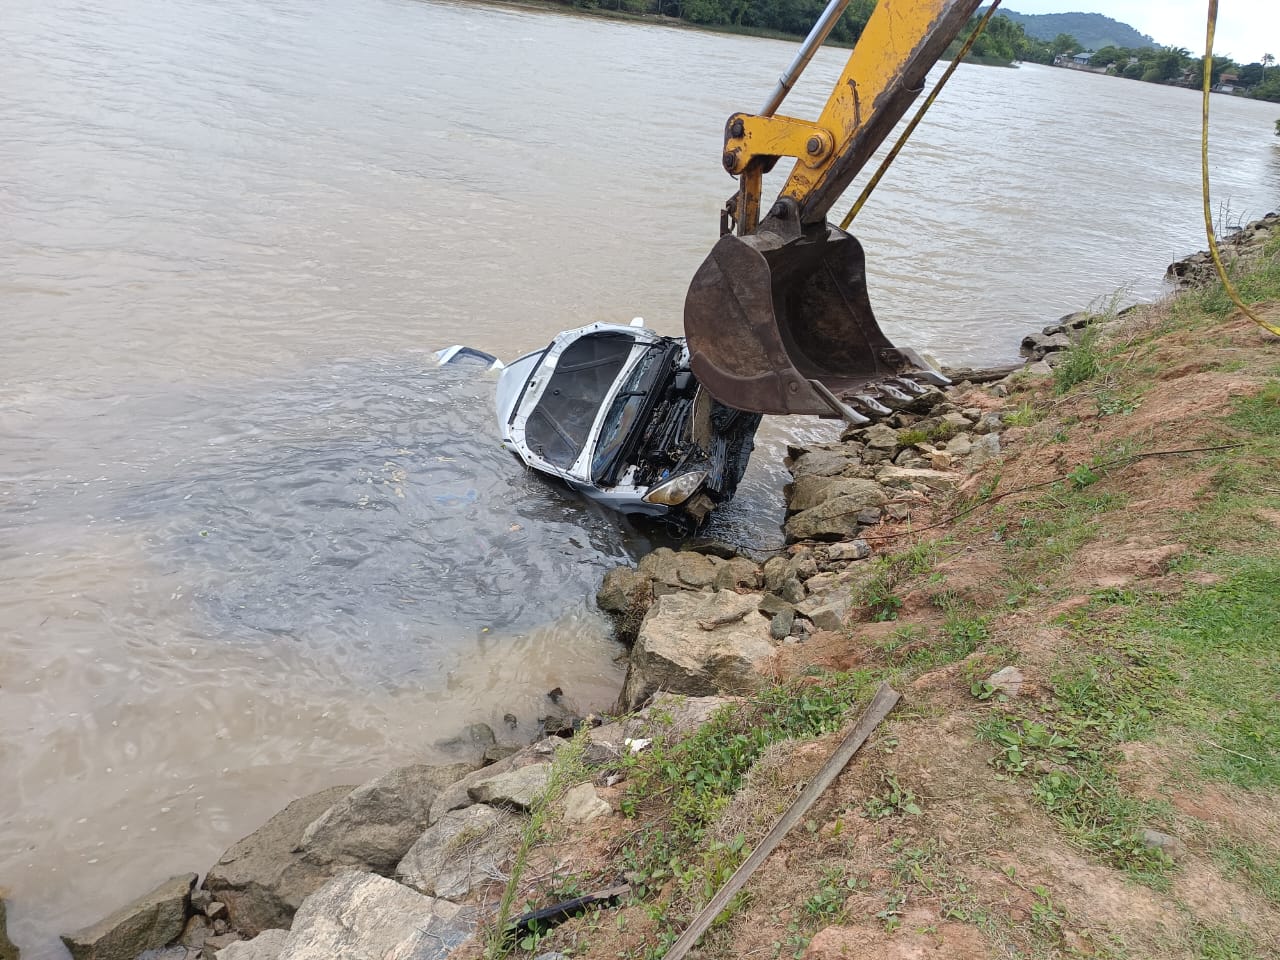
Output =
[
  {"x1": 609, "y1": 673, "x2": 878, "y2": 945},
  {"x1": 1187, "y1": 922, "x2": 1270, "y2": 960},
  {"x1": 1180, "y1": 233, "x2": 1280, "y2": 319},
  {"x1": 1053, "y1": 327, "x2": 1104, "y2": 394},
  {"x1": 851, "y1": 541, "x2": 943, "y2": 621},
  {"x1": 1212, "y1": 839, "x2": 1280, "y2": 906},
  {"x1": 976, "y1": 555, "x2": 1280, "y2": 892}
]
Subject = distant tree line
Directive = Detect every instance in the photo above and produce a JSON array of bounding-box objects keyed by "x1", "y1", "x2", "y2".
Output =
[
  {"x1": 1066, "y1": 42, "x2": 1280, "y2": 103},
  {"x1": 553, "y1": 0, "x2": 1061, "y2": 62},
  {"x1": 547, "y1": 0, "x2": 1280, "y2": 102}
]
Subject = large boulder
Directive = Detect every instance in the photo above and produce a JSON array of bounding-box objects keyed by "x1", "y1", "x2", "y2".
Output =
[
  {"x1": 0, "y1": 897, "x2": 15, "y2": 960},
  {"x1": 60, "y1": 874, "x2": 195, "y2": 960},
  {"x1": 761, "y1": 557, "x2": 805, "y2": 604},
  {"x1": 396, "y1": 805, "x2": 524, "y2": 900},
  {"x1": 204, "y1": 785, "x2": 354, "y2": 937},
  {"x1": 276, "y1": 873, "x2": 474, "y2": 960},
  {"x1": 784, "y1": 489, "x2": 888, "y2": 543},
  {"x1": 786, "y1": 476, "x2": 887, "y2": 515},
  {"x1": 595, "y1": 566, "x2": 653, "y2": 645},
  {"x1": 873, "y1": 465, "x2": 961, "y2": 494},
  {"x1": 427, "y1": 739, "x2": 565, "y2": 824},
  {"x1": 297, "y1": 763, "x2": 476, "y2": 874},
  {"x1": 621, "y1": 592, "x2": 774, "y2": 710},
  {"x1": 466, "y1": 763, "x2": 551, "y2": 811},
  {"x1": 787, "y1": 444, "x2": 863, "y2": 479},
  {"x1": 638, "y1": 548, "x2": 720, "y2": 591},
  {"x1": 218, "y1": 929, "x2": 290, "y2": 960}
]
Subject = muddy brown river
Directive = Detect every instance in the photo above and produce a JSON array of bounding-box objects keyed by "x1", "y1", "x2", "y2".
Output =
[{"x1": 2, "y1": 0, "x2": 1278, "y2": 953}]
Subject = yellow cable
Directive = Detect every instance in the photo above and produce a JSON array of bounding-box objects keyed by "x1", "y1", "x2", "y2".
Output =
[
  {"x1": 840, "y1": 0, "x2": 1002, "y2": 229},
  {"x1": 1201, "y1": 0, "x2": 1280, "y2": 336}
]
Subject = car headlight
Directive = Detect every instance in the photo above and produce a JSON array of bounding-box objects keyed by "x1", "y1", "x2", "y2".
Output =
[{"x1": 642, "y1": 471, "x2": 708, "y2": 506}]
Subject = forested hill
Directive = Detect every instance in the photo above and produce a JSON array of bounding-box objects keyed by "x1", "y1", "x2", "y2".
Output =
[{"x1": 981, "y1": 8, "x2": 1158, "y2": 50}]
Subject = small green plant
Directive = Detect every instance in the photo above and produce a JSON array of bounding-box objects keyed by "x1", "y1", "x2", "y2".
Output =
[
  {"x1": 970, "y1": 679, "x2": 998, "y2": 702},
  {"x1": 897, "y1": 427, "x2": 929, "y2": 446},
  {"x1": 1052, "y1": 328, "x2": 1103, "y2": 394},
  {"x1": 803, "y1": 868, "x2": 857, "y2": 919},
  {"x1": 1068, "y1": 463, "x2": 1099, "y2": 489},
  {"x1": 1002, "y1": 401, "x2": 1041, "y2": 427},
  {"x1": 862, "y1": 774, "x2": 923, "y2": 819}
]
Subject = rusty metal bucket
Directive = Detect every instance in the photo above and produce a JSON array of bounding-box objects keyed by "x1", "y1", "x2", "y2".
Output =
[{"x1": 684, "y1": 209, "x2": 946, "y2": 420}]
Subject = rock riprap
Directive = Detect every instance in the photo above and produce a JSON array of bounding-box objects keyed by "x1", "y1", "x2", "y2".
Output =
[{"x1": 60, "y1": 874, "x2": 195, "y2": 960}]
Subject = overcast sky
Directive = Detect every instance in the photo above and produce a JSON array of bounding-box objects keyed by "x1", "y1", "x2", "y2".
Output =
[{"x1": 1008, "y1": 2, "x2": 1279, "y2": 63}]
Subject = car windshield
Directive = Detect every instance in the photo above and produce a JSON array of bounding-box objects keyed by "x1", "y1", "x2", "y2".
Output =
[
  {"x1": 591, "y1": 343, "x2": 667, "y2": 484},
  {"x1": 523, "y1": 333, "x2": 634, "y2": 470}
]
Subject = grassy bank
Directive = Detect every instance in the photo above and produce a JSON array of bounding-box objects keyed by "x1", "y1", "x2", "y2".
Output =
[{"x1": 484, "y1": 234, "x2": 1280, "y2": 960}]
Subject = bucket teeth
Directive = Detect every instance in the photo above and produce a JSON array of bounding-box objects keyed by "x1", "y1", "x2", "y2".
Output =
[
  {"x1": 852, "y1": 394, "x2": 893, "y2": 416},
  {"x1": 877, "y1": 383, "x2": 913, "y2": 403},
  {"x1": 892, "y1": 377, "x2": 929, "y2": 396}
]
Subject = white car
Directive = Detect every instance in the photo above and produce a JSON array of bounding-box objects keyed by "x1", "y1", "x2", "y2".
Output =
[{"x1": 442, "y1": 320, "x2": 760, "y2": 532}]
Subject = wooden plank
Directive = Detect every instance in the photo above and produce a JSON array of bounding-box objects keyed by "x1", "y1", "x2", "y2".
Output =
[{"x1": 662, "y1": 682, "x2": 901, "y2": 960}]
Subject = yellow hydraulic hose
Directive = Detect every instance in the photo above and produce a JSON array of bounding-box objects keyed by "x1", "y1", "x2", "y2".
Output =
[
  {"x1": 839, "y1": 0, "x2": 1001, "y2": 228},
  {"x1": 1201, "y1": 0, "x2": 1280, "y2": 336}
]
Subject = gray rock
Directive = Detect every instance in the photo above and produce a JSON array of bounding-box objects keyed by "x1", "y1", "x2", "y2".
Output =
[
  {"x1": 562, "y1": 782, "x2": 612, "y2": 824},
  {"x1": 622, "y1": 591, "x2": 774, "y2": 710},
  {"x1": 396, "y1": 805, "x2": 523, "y2": 899},
  {"x1": 859, "y1": 446, "x2": 894, "y2": 465},
  {"x1": 761, "y1": 556, "x2": 805, "y2": 603},
  {"x1": 971, "y1": 413, "x2": 1003, "y2": 436},
  {"x1": 786, "y1": 476, "x2": 885, "y2": 514},
  {"x1": 1141, "y1": 829, "x2": 1188, "y2": 862},
  {"x1": 204, "y1": 933, "x2": 245, "y2": 952},
  {"x1": 1020, "y1": 331, "x2": 1072, "y2": 359},
  {"x1": 534, "y1": 953, "x2": 569, "y2": 960},
  {"x1": 298, "y1": 763, "x2": 475, "y2": 874},
  {"x1": 134, "y1": 948, "x2": 191, "y2": 960},
  {"x1": 874, "y1": 465, "x2": 961, "y2": 493},
  {"x1": 945, "y1": 433, "x2": 974, "y2": 456},
  {"x1": 596, "y1": 566, "x2": 652, "y2": 615},
  {"x1": 788, "y1": 446, "x2": 862, "y2": 479},
  {"x1": 0, "y1": 898, "x2": 15, "y2": 960},
  {"x1": 466, "y1": 763, "x2": 552, "y2": 811},
  {"x1": 969, "y1": 433, "x2": 1002, "y2": 469},
  {"x1": 861, "y1": 423, "x2": 900, "y2": 451},
  {"x1": 757, "y1": 593, "x2": 795, "y2": 618},
  {"x1": 784, "y1": 487, "x2": 889, "y2": 543},
  {"x1": 60, "y1": 874, "x2": 195, "y2": 960},
  {"x1": 638, "y1": 548, "x2": 718, "y2": 590},
  {"x1": 986, "y1": 666, "x2": 1024, "y2": 697},
  {"x1": 204, "y1": 785, "x2": 354, "y2": 937},
  {"x1": 713, "y1": 556, "x2": 762, "y2": 592},
  {"x1": 788, "y1": 553, "x2": 818, "y2": 581},
  {"x1": 824, "y1": 540, "x2": 870, "y2": 563},
  {"x1": 428, "y1": 753, "x2": 519, "y2": 824},
  {"x1": 802, "y1": 572, "x2": 840, "y2": 595},
  {"x1": 483, "y1": 743, "x2": 521, "y2": 765},
  {"x1": 206, "y1": 902, "x2": 228, "y2": 922},
  {"x1": 770, "y1": 608, "x2": 795, "y2": 640},
  {"x1": 433, "y1": 723, "x2": 496, "y2": 765},
  {"x1": 276, "y1": 873, "x2": 474, "y2": 960},
  {"x1": 796, "y1": 596, "x2": 850, "y2": 632},
  {"x1": 190, "y1": 889, "x2": 213, "y2": 915},
  {"x1": 217, "y1": 930, "x2": 289, "y2": 960},
  {"x1": 180, "y1": 914, "x2": 210, "y2": 950},
  {"x1": 893, "y1": 450, "x2": 928, "y2": 469}
]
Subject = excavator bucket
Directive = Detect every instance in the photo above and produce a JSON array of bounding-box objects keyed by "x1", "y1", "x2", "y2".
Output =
[{"x1": 684, "y1": 214, "x2": 947, "y2": 420}]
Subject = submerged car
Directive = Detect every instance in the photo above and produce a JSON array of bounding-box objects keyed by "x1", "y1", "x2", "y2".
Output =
[{"x1": 441, "y1": 320, "x2": 760, "y2": 532}]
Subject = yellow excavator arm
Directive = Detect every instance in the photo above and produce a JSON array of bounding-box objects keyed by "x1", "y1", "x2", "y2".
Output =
[{"x1": 685, "y1": 0, "x2": 984, "y2": 422}]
